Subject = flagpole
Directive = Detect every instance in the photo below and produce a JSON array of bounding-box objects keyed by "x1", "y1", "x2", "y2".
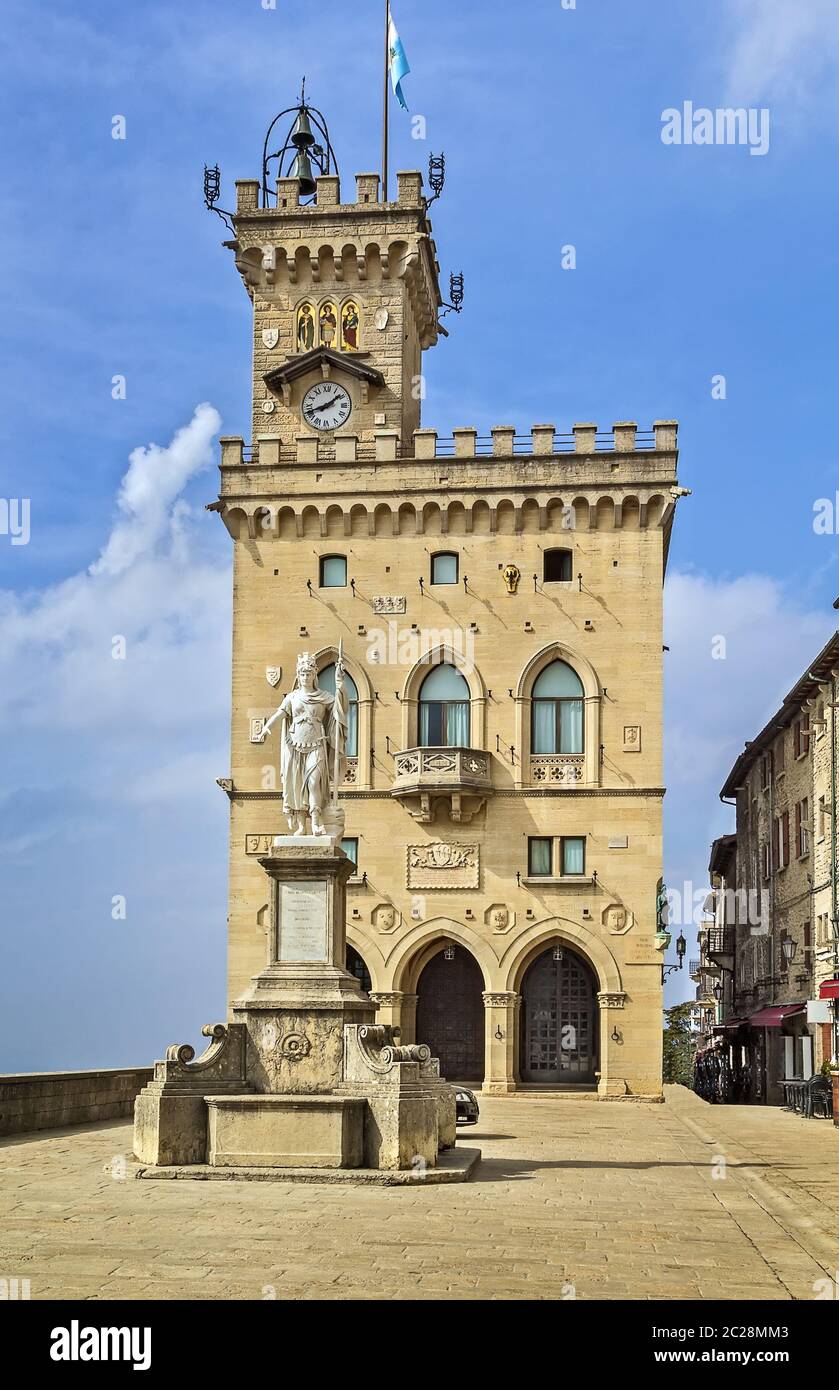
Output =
[{"x1": 382, "y1": 0, "x2": 389, "y2": 201}]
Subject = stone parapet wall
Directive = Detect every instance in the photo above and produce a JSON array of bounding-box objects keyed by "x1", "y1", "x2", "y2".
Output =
[{"x1": 0, "y1": 1068, "x2": 153, "y2": 1137}]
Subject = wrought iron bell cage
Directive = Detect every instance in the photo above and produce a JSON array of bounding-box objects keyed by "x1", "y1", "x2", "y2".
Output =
[{"x1": 261, "y1": 83, "x2": 340, "y2": 207}]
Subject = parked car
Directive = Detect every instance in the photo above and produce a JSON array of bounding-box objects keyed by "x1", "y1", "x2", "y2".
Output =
[{"x1": 455, "y1": 1088, "x2": 479, "y2": 1125}]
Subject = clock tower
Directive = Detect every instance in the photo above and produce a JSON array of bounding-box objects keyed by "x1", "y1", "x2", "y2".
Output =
[
  {"x1": 214, "y1": 95, "x2": 682, "y2": 1103},
  {"x1": 230, "y1": 166, "x2": 443, "y2": 456}
]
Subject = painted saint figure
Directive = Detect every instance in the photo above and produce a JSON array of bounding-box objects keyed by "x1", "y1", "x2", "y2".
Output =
[
  {"x1": 341, "y1": 301, "x2": 359, "y2": 350},
  {"x1": 297, "y1": 304, "x2": 314, "y2": 352},
  {"x1": 260, "y1": 651, "x2": 347, "y2": 836},
  {"x1": 319, "y1": 302, "x2": 337, "y2": 349}
]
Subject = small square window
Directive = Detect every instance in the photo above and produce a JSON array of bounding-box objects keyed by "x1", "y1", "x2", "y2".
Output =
[
  {"x1": 431, "y1": 552, "x2": 458, "y2": 585},
  {"x1": 340, "y1": 837, "x2": 358, "y2": 869},
  {"x1": 560, "y1": 836, "x2": 586, "y2": 876},
  {"x1": 320, "y1": 555, "x2": 347, "y2": 588},
  {"x1": 543, "y1": 548, "x2": 573, "y2": 583},
  {"x1": 528, "y1": 837, "x2": 552, "y2": 877}
]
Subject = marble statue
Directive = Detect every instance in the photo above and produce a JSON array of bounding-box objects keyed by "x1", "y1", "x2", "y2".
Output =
[{"x1": 260, "y1": 650, "x2": 347, "y2": 837}]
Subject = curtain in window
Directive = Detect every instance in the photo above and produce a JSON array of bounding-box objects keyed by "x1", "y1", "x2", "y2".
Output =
[
  {"x1": 532, "y1": 700, "x2": 556, "y2": 754},
  {"x1": 418, "y1": 664, "x2": 471, "y2": 747},
  {"x1": 445, "y1": 701, "x2": 470, "y2": 745},
  {"x1": 419, "y1": 702, "x2": 439, "y2": 746},
  {"x1": 559, "y1": 699, "x2": 584, "y2": 753},
  {"x1": 529, "y1": 839, "x2": 552, "y2": 875},
  {"x1": 562, "y1": 838, "x2": 585, "y2": 875},
  {"x1": 419, "y1": 701, "x2": 470, "y2": 746}
]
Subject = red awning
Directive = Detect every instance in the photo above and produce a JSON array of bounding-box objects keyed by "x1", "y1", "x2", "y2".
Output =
[
  {"x1": 819, "y1": 981, "x2": 839, "y2": 1000},
  {"x1": 748, "y1": 1003, "x2": 806, "y2": 1027}
]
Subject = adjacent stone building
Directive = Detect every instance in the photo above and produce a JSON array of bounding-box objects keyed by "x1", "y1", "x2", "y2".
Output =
[
  {"x1": 211, "y1": 160, "x2": 683, "y2": 1098},
  {"x1": 706, "y1": 634, "x2": 839, "y2": 1102}
]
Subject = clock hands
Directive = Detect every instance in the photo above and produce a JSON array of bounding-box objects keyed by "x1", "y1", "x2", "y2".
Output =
[{"x1": 312, "y1": 394, "x2": 344, "y2": 414}]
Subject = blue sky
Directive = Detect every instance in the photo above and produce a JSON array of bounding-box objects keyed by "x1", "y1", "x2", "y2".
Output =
[{"x1": 2, "y1": 0, "x2": 839, "y2": 1068}]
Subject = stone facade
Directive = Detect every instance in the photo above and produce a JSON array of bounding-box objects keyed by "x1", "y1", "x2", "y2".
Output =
[
  {"x1": 712, "y1": 633, "x2": 839, "y2": 1101},
  {"x1": 214, "y1": 168, "x2": 682, "y2": 1099}
]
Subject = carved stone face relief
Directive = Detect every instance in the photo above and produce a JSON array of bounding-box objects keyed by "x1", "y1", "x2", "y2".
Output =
[
  {"x1": 602, "y1": 903, "x2": 634, "y2": 935},
  {"x1": 372, "y1": 903, "x2": 400, "y2": 934}
]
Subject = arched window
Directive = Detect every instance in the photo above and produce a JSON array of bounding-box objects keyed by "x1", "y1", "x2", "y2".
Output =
[
  {"x1": 531, "y1": 661, "x2": 584, "y2": 754},
  {"x1": 543, "y1": 548, "x2": 573, "y2": 583},
  {"x1": 319, "y1": 663, "x2": 359, "y2": 757},
  {"x1": 296, "y1": 302, "x2": 315, "y2": 353},
  {"x1": 319, "y1": 554, "x2": 346, "y2": 587},
  {"x1": 430, "y1": 552, "x2": 458, "y2": 585},
  {"x1": 418, "y1": 663, "x2": 470, "y2": 747}
]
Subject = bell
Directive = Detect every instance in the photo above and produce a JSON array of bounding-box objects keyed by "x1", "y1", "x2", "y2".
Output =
[
  {"x1": 289, "y1": 148, "x2": 317, "y2": 198},
  {"x1": 290, "y1": 108, "x2": 316, "y2": 148}
]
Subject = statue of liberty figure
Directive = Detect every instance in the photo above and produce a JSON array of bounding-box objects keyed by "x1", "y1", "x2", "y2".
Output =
[{"x1": 260, "y1": 649, "x2": 347, "y2": 837}]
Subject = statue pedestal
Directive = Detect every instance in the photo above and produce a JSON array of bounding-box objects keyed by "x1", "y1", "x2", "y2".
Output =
[
  {"x1": 231, "y1": 841, "x2": 374, "y2": 1096},
  {"x1": 134, "y1": 843, "x2": 470, "y2": 1178}
]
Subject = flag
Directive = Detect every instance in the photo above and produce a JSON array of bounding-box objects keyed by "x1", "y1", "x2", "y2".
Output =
[{"x1": 388, "y1": 7, "x2": 411, "y2": 110}]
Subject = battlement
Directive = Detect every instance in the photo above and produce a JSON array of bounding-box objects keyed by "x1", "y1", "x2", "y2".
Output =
[
  {"x1": 219, "y1": 421, "x2": 678, "y2": 468},
  {"x1": 235, "y1": 170, "x2": 426, "y2": 217}
]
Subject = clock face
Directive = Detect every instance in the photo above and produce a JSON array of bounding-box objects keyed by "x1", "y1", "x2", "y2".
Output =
[{"x1": 301, "y1": 382, "x2": 352, "y2": 432}]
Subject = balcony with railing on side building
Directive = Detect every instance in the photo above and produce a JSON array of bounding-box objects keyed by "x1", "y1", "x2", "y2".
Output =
[{"x1": 705, "y1": 928, "x2": 736, "y2": 959}]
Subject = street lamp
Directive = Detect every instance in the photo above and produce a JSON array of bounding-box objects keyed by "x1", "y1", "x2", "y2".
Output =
[
  {"x1": 663, "y1": 931, "x2": 687, "y2": 980},
  {"x1": 780, "y1": 934, "x2": 797, "y2": 968},
  {"x1": 713, "y1": 980, "x2": 723, "y2": 1002}
]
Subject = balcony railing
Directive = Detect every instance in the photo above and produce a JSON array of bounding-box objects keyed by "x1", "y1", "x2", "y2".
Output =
[
  {"x1": 706, "y1": 928, "x2": 736, "y2": 958},
  {"x1": 393, "y1": 746, "x2": 492, "y2": 793},
  {"x1": 529, "y1": 754, "x2": 585, "y2": 786}
]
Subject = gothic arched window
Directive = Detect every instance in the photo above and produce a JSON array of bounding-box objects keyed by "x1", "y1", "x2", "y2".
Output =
[
  {"x1": 531, "y1": 661, "x2": 584, "y2": 754},
  {"x1": 319, "y1": 663, "x2": 359, "y2": 758},
  {"x1": 418, "y1": 663, "x2": 470, "y2": 747}
]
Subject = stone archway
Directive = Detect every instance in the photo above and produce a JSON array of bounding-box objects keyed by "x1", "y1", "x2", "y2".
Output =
[
  {"x1": 346, "y1": 943, "x2": 372, "y2": 993},
  {"x1": 415, "y1": 941, "x2": 485, "y2": 1083},
  {"x1": 519, "y1": 944, "x2": 599, "y2": 1085}
]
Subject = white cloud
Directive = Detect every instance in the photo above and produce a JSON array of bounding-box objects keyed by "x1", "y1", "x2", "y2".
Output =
[
  {"x1": 724, "y1": 0, "x2": 839, "y2": 106},
  {"x1": 0, "y1": 405, "x2": 229, "y2": 747},
  {"x1": 665, "y1": 570, "x2": 832, "y2": 790},
  {"x1": 91, "y1": 404, "x2": 220, "y2": 577}
]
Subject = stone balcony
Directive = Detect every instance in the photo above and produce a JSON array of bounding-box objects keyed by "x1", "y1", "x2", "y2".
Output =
[
  {"x1": 528, "y1": 754, "x2": 586, "y2": 787},
  {"x1": 391, "y1": 746, "x2": 493, "y2": 823}
]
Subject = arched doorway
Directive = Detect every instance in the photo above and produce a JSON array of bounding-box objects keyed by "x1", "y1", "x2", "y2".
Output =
[
  {"x1": 520, "y1": 945, "x2": 599, "y2": 1085},
  {"x1": 346, "y1": 944, "x2": 371, "y2": 993},
  {"x1": 416, "y1": 944, "x2": 484, "y2": 1082}
]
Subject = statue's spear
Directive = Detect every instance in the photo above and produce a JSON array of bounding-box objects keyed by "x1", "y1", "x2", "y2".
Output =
[{"x1": 332, "y1": 638, "x2": 343, "y2": 809}]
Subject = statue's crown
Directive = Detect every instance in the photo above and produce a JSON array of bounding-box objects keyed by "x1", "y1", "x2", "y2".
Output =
[{"x1": 296, "y1": 652, "x2": 316, "y2": 677}]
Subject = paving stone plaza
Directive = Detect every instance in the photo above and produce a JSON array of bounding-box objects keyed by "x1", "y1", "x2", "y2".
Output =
[{"x1": 3, "y1": 1089, "x2": 838, "y2": 1302}]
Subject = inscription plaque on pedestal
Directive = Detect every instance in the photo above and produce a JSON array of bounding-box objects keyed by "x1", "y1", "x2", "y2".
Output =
[{"x1": 277, "y1": 881, "x2": 329, "y2": 963}]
